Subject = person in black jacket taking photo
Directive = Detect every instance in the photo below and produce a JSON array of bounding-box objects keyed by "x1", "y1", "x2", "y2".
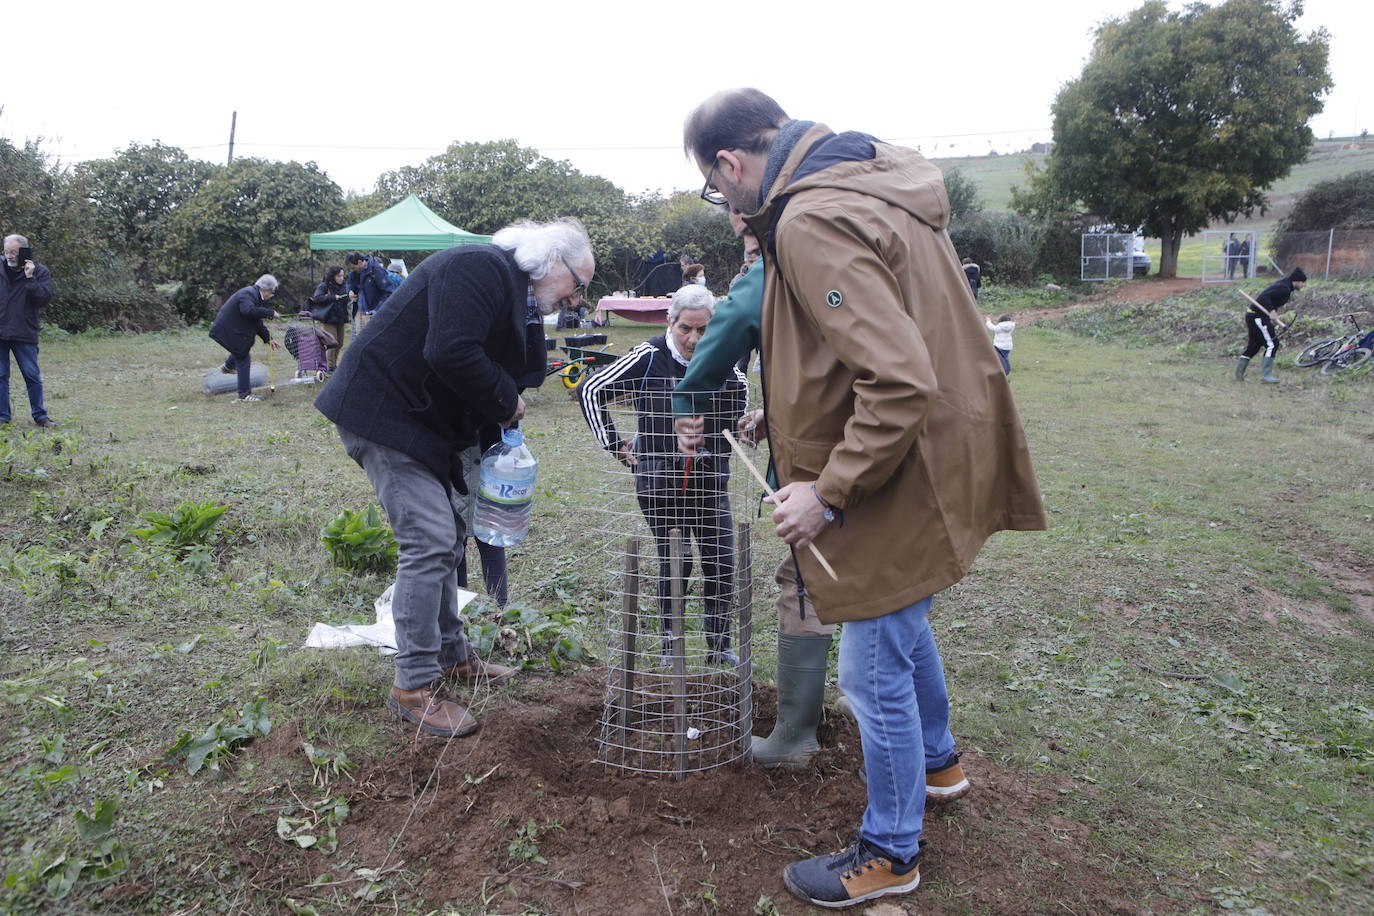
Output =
[
  {"x1": 1, "y1": 234, "x2": 56, "y2": 428},
  {"x1": 210, "y1": 275, "x2": 282, "y2": 402}
]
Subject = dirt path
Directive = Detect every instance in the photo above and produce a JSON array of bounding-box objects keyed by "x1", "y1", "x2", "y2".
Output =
[{"x1": 1017, "y1": 276, "x2": 1201, "y2": 325}]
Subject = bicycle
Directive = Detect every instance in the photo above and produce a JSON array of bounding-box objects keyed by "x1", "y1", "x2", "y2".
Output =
[
  {"x1": 1293, "y1": 313, "x2": 1368, "y2": 367},
  {"x1": 1320, "y1": 345, "x2": 1372, "y2": 375}
]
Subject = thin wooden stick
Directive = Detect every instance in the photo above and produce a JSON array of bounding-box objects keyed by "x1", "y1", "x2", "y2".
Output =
[
  {"x1": 1238, "y1": 288, "x2": 1286, "y2": 328},
  {"x1": 618, "y1": 537, "x2": 640, "y2": 746},
  {"x1": 669, "y1": 528, "x2": 688, "y2": 782},
  {"x1": 735, "y1": 520, "x2": 753, "y2": 756},
  {"x1": 721, "y1": 429, "x2": 838, "y2": 581}
]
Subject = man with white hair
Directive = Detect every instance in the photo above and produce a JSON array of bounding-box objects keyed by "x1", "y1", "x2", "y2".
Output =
[
  {"x1": 317, "y1": 218, "x2": 593, "y2": 737},
  {"x1": 209, "y1": 274, "x2": 283, "y2": 402},
  {"x1": 1, "y1": 234, "x2": 56, "y2": 427},
  {"x1": 579, "y1": 284, "x2": 748, "y2": 665}
]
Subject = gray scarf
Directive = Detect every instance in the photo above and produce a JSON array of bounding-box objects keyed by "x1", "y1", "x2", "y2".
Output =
[{"x1": 757, "y1": 119, "x2": 816, "y2": 211}]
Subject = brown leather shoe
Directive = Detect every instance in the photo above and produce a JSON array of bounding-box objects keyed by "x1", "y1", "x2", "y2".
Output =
[
  {"x1": 442, "y1": 655, "x2": 515, "y2": 685},
  {"x1": 386, "y1": 683, "x2": 478, "y2": 737}
]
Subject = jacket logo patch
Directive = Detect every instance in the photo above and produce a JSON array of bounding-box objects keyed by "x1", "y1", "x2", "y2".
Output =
[{"x1": 825, "y1": 290, "x2": 844, "y2": 308}]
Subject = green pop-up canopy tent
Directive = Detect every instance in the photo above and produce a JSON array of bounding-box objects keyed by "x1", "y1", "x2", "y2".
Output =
[{"x1": 309, "y1": 195, "x2": 492, "y2": 250}]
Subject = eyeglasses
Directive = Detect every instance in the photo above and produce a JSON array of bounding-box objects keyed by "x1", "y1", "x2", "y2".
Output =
[
  {"x1": 700, "y1": 154, "x2": 730, "y2": 205},
  {"x1": 561, "y1": 257, "x2": 588, "y2": 300}
]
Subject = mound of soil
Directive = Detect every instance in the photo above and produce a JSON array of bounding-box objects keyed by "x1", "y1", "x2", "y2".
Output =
[{"x1": 231, "y1": 670, "x2": 1166, "y2": 914}]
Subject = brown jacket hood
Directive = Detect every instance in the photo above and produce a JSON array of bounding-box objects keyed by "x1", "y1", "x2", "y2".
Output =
[
  {"x1": 752, "y1": 123, "x2": 950, "y2": 234},
  {"x1": 747, "y1": 123, "x2": 1046, "y2": 623}
]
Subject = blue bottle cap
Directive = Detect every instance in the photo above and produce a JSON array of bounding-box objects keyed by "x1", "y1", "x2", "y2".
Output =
[{"x1": 502, "y1": 426, "x2": 524, "y2": 447}]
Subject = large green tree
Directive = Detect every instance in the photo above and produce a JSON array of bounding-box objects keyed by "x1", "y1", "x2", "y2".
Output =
[
  {"x1": 162, "y1": 158, "x2": 345, "y2": 317},
  {"x1": 1021, "y1": 0, "x2": 1330, "y2": 276},
  {"x1": 77, "y1": 141, "x2": 217, "y2": 289},
  {"x1": 373, "y1": 140, "x2": 649, "y2": 291}
]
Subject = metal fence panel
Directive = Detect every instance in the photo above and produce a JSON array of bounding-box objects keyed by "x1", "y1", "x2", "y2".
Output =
[
  {"x1": 1201, "y1": 230, "x2": 1258, "y2": 283},
  {"x1": 1081, "y1": 233, "x2": 1133, "y2": 281}
]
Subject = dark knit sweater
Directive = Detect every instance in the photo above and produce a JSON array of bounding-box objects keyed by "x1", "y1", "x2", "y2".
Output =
[{"x1": 315, "y1": 245, "x2": 546, "y2": 482}]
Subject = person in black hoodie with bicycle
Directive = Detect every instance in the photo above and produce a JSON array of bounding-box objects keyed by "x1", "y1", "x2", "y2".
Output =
[{"x1": 1236, "y1": 268, "x2": 1307, "y2": 383}]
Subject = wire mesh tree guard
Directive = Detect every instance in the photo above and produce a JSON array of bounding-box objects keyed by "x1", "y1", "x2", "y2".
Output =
[{"x1": 576, "y1": 352, "x2": 761, "y2": 779}]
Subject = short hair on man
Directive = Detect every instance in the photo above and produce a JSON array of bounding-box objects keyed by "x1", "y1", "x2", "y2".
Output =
[
  {"x1": 683, "y1": 88, "x2": 790, "y2": 166},
  {"x1": 491, "y1": 217, "x2": 593, "y2": 281},
  {"x1": 344, "y1": 251, "x2": 365, "y2": 265},
  {"x1": 667, "y1": 284, "x2": 715, "y2": 323},
  {"x1": 4, "y1": 234, "x2": 29, "y2": 247},
  {"x1": 255, "y1": 274, "x2": 279, "y2": 291}
]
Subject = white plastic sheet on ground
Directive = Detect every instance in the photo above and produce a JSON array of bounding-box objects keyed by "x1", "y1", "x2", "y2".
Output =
[{"x1": 303, "y1": 583, "x2": 479, "y2": 654}]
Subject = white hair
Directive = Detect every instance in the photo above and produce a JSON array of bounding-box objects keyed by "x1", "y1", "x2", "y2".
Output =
[
  {"x1": 491, "y1": 217, "x2": 593, "y2": 280},
  {"x1": 668, "y1": 284, "x2": 715, "y2": 323},
  {"x1": 4, "y1": 234, "x2": 29, "y2": 247},
  {"x1": 255, "y1": 274, "x2": 279, "y2": 291}
]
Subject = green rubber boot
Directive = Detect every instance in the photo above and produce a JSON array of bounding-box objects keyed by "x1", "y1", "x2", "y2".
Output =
[
  {"x1": 751, "y1": 633, "x2": 832, "y2": 769},
  {"x1": 1261, "y1": 355, "x2": 1279, "y2": 383},
  {"x1": 1234, "y1": 356, "x2": 1250, "y2": 381}
]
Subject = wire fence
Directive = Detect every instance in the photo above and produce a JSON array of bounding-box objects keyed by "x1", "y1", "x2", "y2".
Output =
[{"x1": 1272, "y1": 230, "x2": 1374, "y2": 281}]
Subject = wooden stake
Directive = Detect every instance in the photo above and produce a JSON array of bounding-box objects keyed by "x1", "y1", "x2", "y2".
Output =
[
  {"x1": 669, "y1": 528, "x2": 688, "y2": 781},
  {"x1": 721, "y1": 429, "x2": 838, "y2": 581},
  {"x1": 617, "y1": 537, "x2": 640, "y2": 748},
  {"x1": 735, "y1": 520, "x2": 753, "y2": 757}
]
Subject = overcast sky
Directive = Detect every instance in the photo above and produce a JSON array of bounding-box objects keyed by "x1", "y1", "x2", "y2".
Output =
[{"x1": 3, "y1": 0, "x2": 1368, "y2": 200}]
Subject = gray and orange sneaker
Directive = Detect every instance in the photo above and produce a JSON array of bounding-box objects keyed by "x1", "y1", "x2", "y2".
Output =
[
  {"x1": 926, "y1": 753, "x2": 971, "y2": 803},
  {"x1": 783, "y1": 834, "x2": 921, "y2": 908}
]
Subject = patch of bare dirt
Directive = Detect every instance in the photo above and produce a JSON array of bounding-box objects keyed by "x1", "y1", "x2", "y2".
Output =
[
  {"x1": 229, "y1": 670, "x2": 1181, "y2": 915},
  {"x1": 1018, "y1": 277, "x2": 1202, "y2": 326}
]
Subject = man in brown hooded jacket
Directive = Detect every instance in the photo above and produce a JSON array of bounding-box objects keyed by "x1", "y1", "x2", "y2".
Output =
[{"x1": 683, "y1": 89, "x2": 1046, "y2": 909}]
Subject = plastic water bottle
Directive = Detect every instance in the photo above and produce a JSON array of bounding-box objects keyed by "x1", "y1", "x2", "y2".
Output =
[{"x1": 472, "y1": 426, "x2": 537, "y2": 546}]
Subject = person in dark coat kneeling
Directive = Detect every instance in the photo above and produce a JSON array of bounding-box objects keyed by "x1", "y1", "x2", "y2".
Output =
[{"x1": 209, "y1": 274, "x2": 282, "y2": 402}]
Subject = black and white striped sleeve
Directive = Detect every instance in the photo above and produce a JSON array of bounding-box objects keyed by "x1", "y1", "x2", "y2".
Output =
[{"x1": 578, "y1": 342, "x2": 657, "y2": 451}]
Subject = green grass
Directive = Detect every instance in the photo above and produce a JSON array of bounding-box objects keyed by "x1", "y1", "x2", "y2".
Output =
[{"x1": 2, "y1": 306, "x2": 1372, "y2": 914}]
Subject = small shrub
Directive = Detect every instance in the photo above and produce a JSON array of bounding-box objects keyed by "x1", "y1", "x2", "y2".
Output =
[
  {"x1": 131, "y1": 500, "x2": 227, "y2": 551},
  {"x1": 321, "y1": 505, "x2": 398, "y2": 576},
  {"x1": 166, "y1": 698, "x2": 272, "y2": 777},
  {"x1": 465, "y1": 604, "x2": 593, "y2": 672}
]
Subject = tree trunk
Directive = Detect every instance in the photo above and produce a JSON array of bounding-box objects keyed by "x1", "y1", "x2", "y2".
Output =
[{"x1": 1158, "y1": 227, "x2": 1184, "y2": 278}]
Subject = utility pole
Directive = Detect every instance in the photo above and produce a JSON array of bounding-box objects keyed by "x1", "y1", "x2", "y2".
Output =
[{"x1": 227, "y1": 111, "x2": 237, "y2": 165}]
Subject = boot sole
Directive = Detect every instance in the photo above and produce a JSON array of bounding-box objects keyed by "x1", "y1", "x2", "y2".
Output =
[
  {"x1": 386, "y1": 696, "x2": 479, "y2": 737},
  {"x1": 750, "y1": 736, "x2": 819, "y2": 769},
  {"x1": 927, "y1": 779, "x2": 972, "y2": 803}
]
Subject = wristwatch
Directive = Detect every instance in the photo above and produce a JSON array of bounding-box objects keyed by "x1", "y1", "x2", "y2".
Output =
[{"x1": 811, "y1": 483, "x2": 836, "y2": 523}]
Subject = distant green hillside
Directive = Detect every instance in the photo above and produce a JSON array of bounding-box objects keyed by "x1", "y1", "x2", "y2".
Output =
[{"x1": 935, "y1": 137, "x2": 1374, "y2": 276}]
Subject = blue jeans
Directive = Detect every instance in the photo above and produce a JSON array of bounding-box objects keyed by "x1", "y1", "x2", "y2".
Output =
[
  {"x1": 994, "y1": 346, "x2": 1011, "y2": 376},
  {"x1": 0, "y1": 339, "x2": 48, "y2": 423},
  {"x1": 337, "y1": 427, "x2": 473, "y2": 689},
  {"x1": 837, "y1": 595, "x2": 957, "y2": 861}
]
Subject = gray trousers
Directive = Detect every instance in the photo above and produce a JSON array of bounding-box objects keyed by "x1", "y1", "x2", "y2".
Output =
[{"x1": 338, "y1": 427, "x2": 471, "y2": 689}]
